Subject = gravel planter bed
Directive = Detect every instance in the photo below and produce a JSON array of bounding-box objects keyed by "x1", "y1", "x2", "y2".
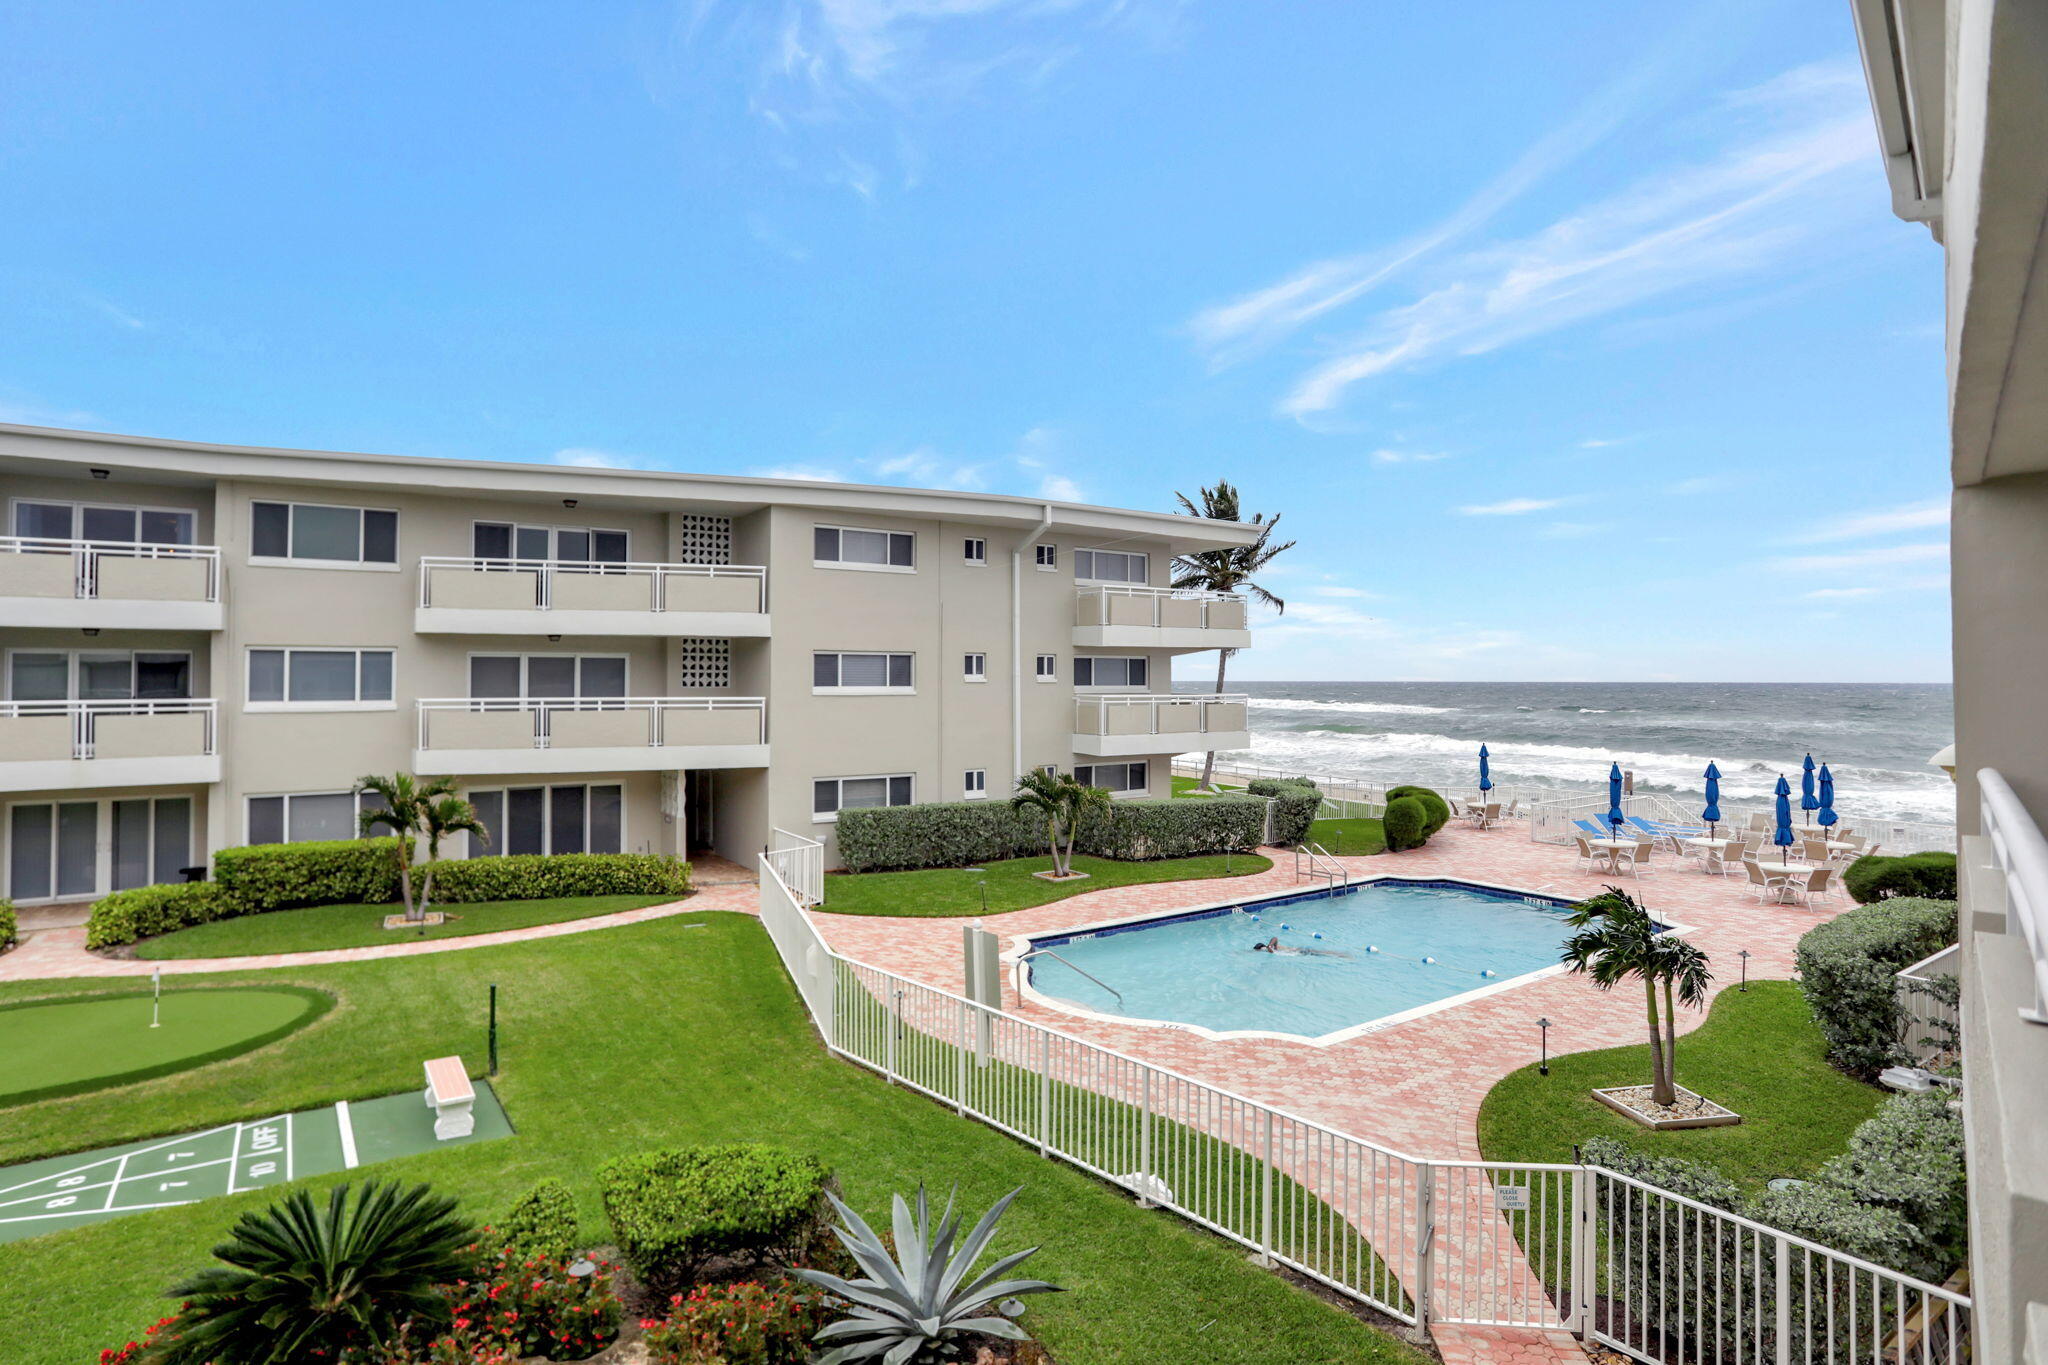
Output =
[{"x1": 1591, "y1": 1084, "x2": 1742, "y2": 1130}]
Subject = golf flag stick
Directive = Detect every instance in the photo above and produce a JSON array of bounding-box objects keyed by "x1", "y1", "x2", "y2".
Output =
[{"x1": 151, "y1": 967, "x2": 162, "y2": 1029}]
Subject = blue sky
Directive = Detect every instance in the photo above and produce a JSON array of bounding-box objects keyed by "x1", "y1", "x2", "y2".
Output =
[{"x1": 0, "y1": 1, "x2": 1951, "y2": 683}]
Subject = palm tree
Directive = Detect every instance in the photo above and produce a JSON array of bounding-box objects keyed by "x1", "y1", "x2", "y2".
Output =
[
  {"x1": 1171, "y1": 480, "x2": 1295, "y2": 791},
  {"x1": 1560, "y1": 887, "x2": 1711, "y2": 1108},
  {"x1": 357, "y1": 771, "x2": 461, "y2": 922},
  {"x1": 156, "y1": 1181, "x2": 476, "y2": 1364},
  {"x1": 1010, "y1": 769, "x2": 1110, "y2": 878},
  {"x1": 417, "y1": 793, "x2": 488, "y2": 919}
]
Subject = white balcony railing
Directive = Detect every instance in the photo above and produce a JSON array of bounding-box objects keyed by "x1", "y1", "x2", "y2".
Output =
[
  {"x1": 1981, "y1": 767, "x2": 2048, "y2": 1024},
  {"x1": 1073, "y1": 692, "x2": 1249, "y2": 738},
  {"x1": 417, "y1": 557, "x2": 766, "y2": 614},
  {"x1": 0, "y1": 698, "x2": 218, "y2": 761},
  {"x1": 1075, "y1": 584, "x2": 1247, "y2": 631},
  {"x1": 0, "y1": 537, "x2": 221, "y2": 603},
  {"x1": 416, "y1": 695, "x2": 767, "y2": 752}
]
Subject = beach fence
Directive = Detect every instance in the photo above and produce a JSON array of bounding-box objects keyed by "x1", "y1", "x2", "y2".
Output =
[
  {"x1": 1895, "y1": 944, "x2": 1960, "y2": 1064},
  {"x1": 755, "y1": 834, "x2": 1970, "y2": 1360}
]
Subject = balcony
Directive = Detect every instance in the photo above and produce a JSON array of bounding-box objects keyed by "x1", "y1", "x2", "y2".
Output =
[
  {"x1": 1072, "y1": 692, "x2": 1250, "y2": 758},
  {"x1": 0, "y1": 538, "x2": 224, "y2": 631},
  {"x1": 1073, "y1": 586, "x2": 1249, "y2": 651},
  {"x1": 415, "y1": 558, "x2": 769, "y2": 638},
  {"x1": 0, "y1": 699, "x2": 221, "y2": 792},
  {"x1": 412, "y1": 696, "x2": 769, "y2": 776}
]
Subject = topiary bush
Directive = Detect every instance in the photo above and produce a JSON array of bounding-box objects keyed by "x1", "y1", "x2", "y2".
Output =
[
  {"x1": 429, "y1": 853, "x2": 690, "y2": 904},
  {"x1": 596, "y1": 1144, "x2": 832, "y2": 1292},
  {"x1": 86, "y1": 883, "x2": 234, "y2": 949},
  {"x1": 498, "y1": 1178, "x2": 582, "y2": 1262},
  {"x1": 213, "y1": 838, "x2": 403, "y2": 914},
  {"x1": 1794, "y1": 896, "x2": 1957, "y2": 1075},
  {"x1": 1844, "y1": 851, "x2": 1959, "y2": 904},
  {"x1": 0, "y1": 898, "x2": 14, "y2": 953},
  {"x1": 834, "y1": 796, "x2": 1267, "y2": 872},
  {"x1": 1382, "y1": 796, "x2": 1427, "y2": 852},
  {"x1": 1246, "y1": 777, "x2": 1318, "y2": 797},
  {"x1": 1385, "y1": 785, "x2": 1450, "y2": 837}
]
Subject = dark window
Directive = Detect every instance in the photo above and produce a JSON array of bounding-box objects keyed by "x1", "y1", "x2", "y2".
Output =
[
  {"x1": 813, "y1": 780, "x2": 837, "y2": 816},
  {"x1": 813, "y1": 654, "x2": 838, "y2": 688},
  {"x1": 507, "y1": 788, "x2": 546, "y2": 856},
  {"x1": 888, "y1": 654, "x2": 913, "y2": 688},
  {"x1": 14, "y1": 502, "x2": 73, "y2": 539},
  {"x1": 889, "y1": 776, "x2": 913, "y2": 806},
  {"x1": 550, "y1": 786, "x2": 586, "y2": 855},
  {"x1": 557, "y1": 529, "x2": 592, "y2": 562},
  {"x1": 474, "y1": 522, "x2": 512, "y2": 559},
  {"x1": 813, "y1": 526, "x2": 840, "y2": 561},
  {"x1": 362, "y1": 510, "x2": 398, "y2": 563},
  {"x1": 590, "y1": 785, "x2": 622, "y2": 853},
  {"x1": 469, "y1": 790, "x2": 504, "y2": 857},
  {"x1": 247, "y1": 796, "x2": 286, "y2": 845},
  {"x1": 888, "y1": 532, "x2": 913, "y2": 567},
  {"x1": 593, "y1": 530, "x2": 629, "y2": 563},
  {"x1": 252, "y1": 502, "x2": 290, "y2": 558}
]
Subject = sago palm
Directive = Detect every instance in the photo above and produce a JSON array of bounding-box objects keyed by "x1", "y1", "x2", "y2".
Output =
[
  {"x1": 156, "y1": 1181, "x2": 476, "y2": 1365},
  {"x1": 1170, "y1": 480, "x2": 1294, "y2": 791},
  {"x1": 1010, "y1": 769, "x2": 1110, "y2": 877},
  {"x1": 357, "y1": 771, "x2": 460, "y2": 922}
]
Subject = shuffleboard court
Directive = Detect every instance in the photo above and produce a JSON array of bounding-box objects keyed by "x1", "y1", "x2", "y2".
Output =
[{"x1": 0, "y1": 1082, "x2": 510, "y2": 1243}]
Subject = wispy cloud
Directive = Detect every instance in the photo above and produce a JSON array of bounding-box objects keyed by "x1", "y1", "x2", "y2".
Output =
[
  {"x1": 1670, "y1": 475, "x2": 1722, "y2": 495},
  {"x1": 1773, "y1": 542, "x2": 1947, "y2": 574},
  {"x1": 1039, "y1": 473, "x2": 1083, "y2": 501},
  {"x1": 1580, "y1": 436, "x2": 1634, "y2": 449},
  {"x1": 83, "y1": 293, "x2": 146, "y2": 331},
  {"x1": 1370, "y1": 448, "x2": 1451, "y2": 465},
  {"x1": 1790, "y1": 498, "x2": 1948, "y2": 542},
  {"x1": 551, "y1": 447, "x2": 660, "y2": 470},
  {"x1": 1801, "y1": 574, "x2": 1948, "y2": 601},
  {"x1": 1539, "y1": 520, "x2": 1608, "y2": 539},
  {"x1": 1457, "y1": 497, "x2": 1568, "y2": 516},
  {"x1": 752, "y1": 463, "x2": 846, "y2": 482},
  {"x1": 869, "y1": 447, "x2": 988, "y2": 490}
]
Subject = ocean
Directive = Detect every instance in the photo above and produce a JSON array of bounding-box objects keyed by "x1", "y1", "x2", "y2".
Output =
[{"x1": 1187, "y1": 681, "x2": 1957, "y2": 830}]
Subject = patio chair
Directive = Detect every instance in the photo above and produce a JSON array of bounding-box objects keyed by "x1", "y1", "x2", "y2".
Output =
[
  {"x1": 1481, "y1": 802, "x2": 1502, "y2": 829},
  {"x1": 1501, "y1": 797, "x2": 1520, "y2": 820},
  {"x1": 1750, "y1": 813, "x2": 1773, "y2": 831},
  {"x1": 1789, "y1": 865, "x2": 1836, "y2": 908},
  {"x1": 1745, "y1": 857, "x2": 1792, "y2": 903},
  {"x1": 1574, "y1": 835, "x2": 1597, "y2": 872},
  {"x1": 1801, "y1": 837, "x2": 1831, "y2": 862},
  {"x1": 1614, "y1": 838, "x2": 1654, "y2": 877}
]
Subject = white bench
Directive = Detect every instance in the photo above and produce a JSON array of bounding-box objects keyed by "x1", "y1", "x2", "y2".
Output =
[{"x1": 422, "y1": 1056, "x2": 476, "y2": 1141}]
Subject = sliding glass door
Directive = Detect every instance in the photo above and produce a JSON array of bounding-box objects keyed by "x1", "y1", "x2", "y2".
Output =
[{"x1": 6, "y1": 795, "x2": 192, "y2": 900}]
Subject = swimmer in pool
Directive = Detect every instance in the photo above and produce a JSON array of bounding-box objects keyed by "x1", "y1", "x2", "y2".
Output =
[{"x1": 1252, "y1": 936, "x2": 1352, "y2": 958}]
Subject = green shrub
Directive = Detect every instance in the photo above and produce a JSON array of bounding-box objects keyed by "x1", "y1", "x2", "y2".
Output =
[
  {"x1": 0, "y1": 898, "x2": 14, "y2": 952},
  {"x1": 85, "y1": 883, "x2": 234, "y2": 949},
  {"x1": 429, "y1": 853, "x2": 690, "y2": 903},
  {"x1": 213, "y1": 838, "x2": 403, "y2": 914},
  {"x1": 1747, "y1": 1182, "x2": 1924, "y2": 1279},
  {"x1": 1382, "y1": 796, "x2": 1427, "y2": 851},
  {"x1": 1386, "y1": 785, "x2": 1450, "y2": 837},
  {"x1": 1246, "y1": 777, "x2": 1318, "y2": 797},
  {"x1": 1844, "y1": 851, "x2": 1959, "y2": 904},
  {"x1": 499, "y1": 1178, "x2": 582, "y2": 1261},
  {"x1": 1238, "y1": 779, "x2": 1321, "y2": 847},
  {"x1": 1579, "y1": 1137, "x2": 1740, "y2": 1211},
  {"x1": 597, "y1": 1144, "x2": 831, "y2": 1291},
  {"x1": 834, "y1": 796, "x2": 1267, "y2": 872},
  {"x1": 1815, "y1": 1090, "x2": 1966, "y2": 1276},
  {"x1": 1794, "y1": 896, "x2": 1957, "y2": 1075}
]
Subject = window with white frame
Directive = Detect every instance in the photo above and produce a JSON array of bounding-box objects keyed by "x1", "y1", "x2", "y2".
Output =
[
  {"x1": 472, "y1": 522, "x2": 629, "y2": 563},
  {"x1": 1075, "y1": 761, "x2": 1149, "y2": 795},
  {"x1": 247, "y1": 648, "x2": 394, "y2": 709},
  {"x1": 7, "y1": 649, "x2": 193, "y2": 701},
  {"x1": 964, "y1": 769, "x2": 987, "y2": 798},
  {"x1": 11, "y1": 499, "x2": 197, "y2": 545},
  {"x1": 812, "y1": 652, "x2": 914, "y2": 693},
  {"x1": 1073, "y1": 549, "x2": 1148, "y2": 584},
  {"x1": 813, "y1": 525, "x2": 914, "y2": 571},
  {"x1": 813, "y1": 774, "x2": 913, "y2": 822},
  {"x1": 1033, "y1": 543, "x2": 1057, "y2": 570},
  {"x1": 1073, "y1": 656, "x2": 1148, "y2": 688},
  {"x1": 466, "y1": 784, "x2": 622, "y2": 856},
  {"x1": 251, "y1": 501, "x2": 398, "y2": 567},
  {"x1": 247, "y1": 789, "x2": 388, "y2": 845},
  {"x1": 469, "y1": 654, "x2": 626, "y2": 699},
  {"x1": 1034, "y1": 653, "x2": 1057, "y2": 682},
  {"x1": 963, "y1": 652, "x2": 986, "y2": 682},
  {"x1": 963, "y1": 537, "x2": 987, "y2": 565}
]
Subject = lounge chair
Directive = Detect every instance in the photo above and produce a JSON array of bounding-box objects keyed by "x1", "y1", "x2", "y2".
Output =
[{"x1": 1573, "y1": 818, "x2": 1608, "y2": 839}]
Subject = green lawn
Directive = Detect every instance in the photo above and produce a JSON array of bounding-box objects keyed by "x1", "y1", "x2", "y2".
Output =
[
  {"x1": 133, "y1": 894, "x2": 676, "y2": 958},
  {"x1": 0, "y1": 916, "x2": 1421, "y2": 1365},
  {"x1": 1171, "y1": 775, "x2": 1244, "y2": 796},
  {"x1": 818, "y1": 851, "x2": 1272, "y2": 917},
  {"x1": 1306, "y1": 816, "x2": 1387, "y2": 858},
  {"x1": 1476, "y1": 981, "x2": 1884, "y2": 1194}
]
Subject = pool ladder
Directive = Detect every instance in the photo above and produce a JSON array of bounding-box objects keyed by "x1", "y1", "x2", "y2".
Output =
[
  {"x1": 1294, "y1": 841, "x2": 1349, "y2": 890},
  {"x1": 1019, "y1": 948, "x2": 1125, "y2": 1006}
]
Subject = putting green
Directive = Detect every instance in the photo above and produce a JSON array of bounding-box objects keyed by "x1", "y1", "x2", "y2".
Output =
[{"x1": 0, "y1": 987, "x2": 332, "y2": 1108}]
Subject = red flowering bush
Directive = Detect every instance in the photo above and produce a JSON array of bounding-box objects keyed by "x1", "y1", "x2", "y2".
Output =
[
  {"x1": 446, "y1": 1244, "x2": 622, "y2": 1360},
  {"x1": 99, "y1": 1314, "x2": 181, "y2": 1364},
  {"x1": 639, "y1": 1281, "x2": 831, "y2": 1365}
]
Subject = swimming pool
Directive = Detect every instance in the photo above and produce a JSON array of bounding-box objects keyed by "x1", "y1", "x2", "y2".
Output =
[{"x1": 1017, "y1": 878, "x2": 1676, "y2": 1045}]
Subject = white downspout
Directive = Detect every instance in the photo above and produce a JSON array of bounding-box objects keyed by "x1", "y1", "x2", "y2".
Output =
[{"x1": 1012, "y1": 504, "x2": 1056, "y2": 779}]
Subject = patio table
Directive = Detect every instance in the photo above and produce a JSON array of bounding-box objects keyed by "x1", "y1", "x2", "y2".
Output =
[
  {"x1": 1682, "y1": 836, "x2": 1735, "y2": 872},
  {"x1": 1587, "y1": 837, "x2": 1640, "y2": 872}
]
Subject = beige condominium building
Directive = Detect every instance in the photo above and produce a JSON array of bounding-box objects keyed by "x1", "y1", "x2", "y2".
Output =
[
  {"x1": 0, "y1": 423, "x2": 1260, "y2": 905},
  {"x1": 1849, "y1": 3, "x2": 2048, "y2": 1362}
]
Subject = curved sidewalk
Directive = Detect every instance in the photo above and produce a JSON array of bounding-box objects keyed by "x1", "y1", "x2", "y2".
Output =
[{"x1": 0, "y1": 882, "x2": 760, "y2": 983}]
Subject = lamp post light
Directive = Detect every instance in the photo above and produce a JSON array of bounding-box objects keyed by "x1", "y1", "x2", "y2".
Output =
[
  {"x1": 1537, "y1": 1017, "x2": 1552, "y2": 1076},
  {"x1": 964, "y1": 870, "x2": 987, "y2": 915},
  {"x1": 1738, "y1": 949, "x2": 1751, "y2": 993}
]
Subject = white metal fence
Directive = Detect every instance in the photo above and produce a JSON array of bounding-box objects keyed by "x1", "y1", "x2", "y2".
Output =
[
  {"x1": 761, "y1": 827, "x2": 824, "y2": 907},
  {"x1": 1895, "y1": 944, "x2": 1960, "y2": 1064},
  {"x1": 753, "y1": 839, "x2": 1970, "y2": 1356},
  {"x1": 0, "y1": 535, "x2": 222, "y2": 601},
  {"x1": 1528, "y1": 791, "x2": 1956, "y2": 858}
]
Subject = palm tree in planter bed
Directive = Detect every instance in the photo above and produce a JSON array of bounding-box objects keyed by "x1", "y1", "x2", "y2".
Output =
[
  {"x1": 1170, "y1": 479, "x2": 1294, "y2": 793},
  {"x1": 357, "y1": 772, "x2": 486, "y2": 923},
  {"x1": 1560, "y1": 887, "x2": 1713, "y2": 1110},
  {"x1": 1010, "y1": 769, "x2": 1109, "y2": 880}
]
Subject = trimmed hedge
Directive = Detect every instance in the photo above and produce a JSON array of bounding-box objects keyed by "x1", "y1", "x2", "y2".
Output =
[
  {"x1": 1794, "y1": 895, "x2": 1957, "y2": 1076},
  {"x1": 500, "y1": 1178, "x2": 583, "y2": 1261},
  {"x1": 430, "y1": 854, "x2": 689, "y2": 904},
  {"x1": 1580, "y1": 1137, "x2": 1739, "y2": 1211},
  {"x1": 0, "y1": 898, "x2": 14, "y2": 953},
  {"x1": 84, "y1": 883, "x2": 233, "y2": 950},
  {"x1": 834, "y1": 796, "x2": 1268, "y2": 872},
  {"x1": 1746, "y1": 1182, "x2": 1922, "y2": 1279},
  {"x1": 1814, "y1": 1089, "x2": 1967, "y2": 1276},
  {"x1": 214, "y1": 837, "x2": 403, "y2": 914},
  {"x1": 1844, "y1": 851, "x2": 1958, "y2": 904},
  {"x1": 1382, "y1": 797, "x2": 1427, "y2": 852},
  {"x1": 597, "y1": 1143, "x2": 831, "y2": 1291},
  {"x1": 1248, "y1": 778, "x2": 1322, "y2": 847},
  {"x1": 1386, "y1": 785, "x2": 1450, "y2": 837}
]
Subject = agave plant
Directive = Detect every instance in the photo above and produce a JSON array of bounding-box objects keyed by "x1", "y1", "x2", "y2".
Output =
[
  {"x1": 791, "y1": 1185, "x2": 1061, "y2": 1364},
  {"x1": 155, "y1": 1180, "x2": 476, "y2": 1364}
]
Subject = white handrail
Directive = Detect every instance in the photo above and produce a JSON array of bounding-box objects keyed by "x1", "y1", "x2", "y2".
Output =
[
  {"x1": 0, "y1": 536, "x2": 221, "y2": 602},
  {"x1": 0, "y1": 697, "x2": 218, "y2": 760},
  {"x1": 763, "y1": 827, "x2": 825, "y2": 908},
  {"x1": 1075, "y1": 692, "x2": 1248, "y2": 736},
  {"x1": 1076, "y1": 584, "x2": 1245, "y2": 629},
  {"x1": 415, "y1": 695, "x2": 767, "y2": 749},
  {"x1": 1981, "y1": 767, "x2": 2048, "y2": 1023},
  {"x1": 417, "y1": 556, "x2": 766, "y2": 611}
]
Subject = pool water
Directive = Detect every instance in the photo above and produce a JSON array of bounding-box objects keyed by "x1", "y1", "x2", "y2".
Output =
[{"x1": 1025, "y1": 881, "x2": 1617, "y2": 1041}]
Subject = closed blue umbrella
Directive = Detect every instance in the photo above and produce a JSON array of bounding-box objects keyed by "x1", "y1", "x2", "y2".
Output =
[
  {"x1": 1479, "y1": 744, "x2": 1493, "y2": 795},
  {"x1": 1801, "y1": 753, "x2": 1820, "y2": 825},
  {"x1": 1607, "y1": 762, "x2": 1626, "y2": 841},
  {"x1": 1702, "y1": 762, "x2": 1723, "y2": 839},
  {"x1": 1773, "y1": 775, "x2": 1796, "y2": 859},
  {"x1": 1817, "y1": 764, "x2": 1837, "y2": 829}
]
